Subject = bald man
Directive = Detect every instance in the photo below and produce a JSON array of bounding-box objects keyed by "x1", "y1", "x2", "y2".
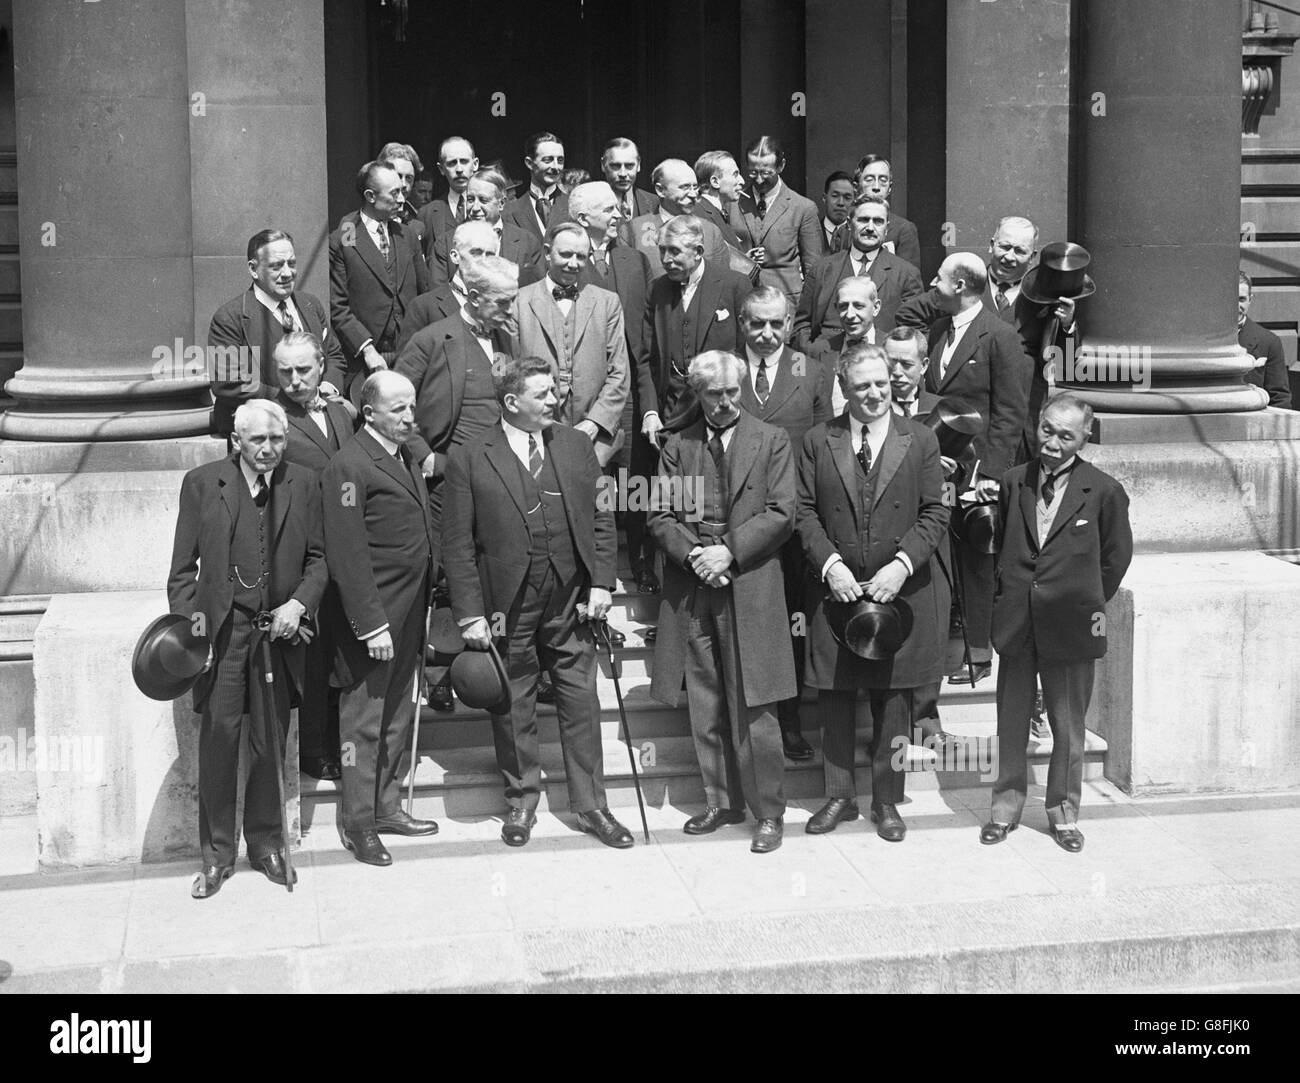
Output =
[
  {"x1": 810, "y1": 276, "x2": 887, "y2": 415},
  {"x1": 419, "y1": 135, "x2": 480, "y2": 240},
  {"x1": 398, "y1": 219, "x2": 500, "y2": 352},
  {"x1": 629, "y1": 158, "x2": 733, "y2": 280},
  {"x1": 426, "y1": 168, "x2": 544, "y2": 286}
]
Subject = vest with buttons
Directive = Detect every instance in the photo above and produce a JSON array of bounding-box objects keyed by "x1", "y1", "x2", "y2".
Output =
[
  {"x1": 663, "y1": 285, "x2": 700, "y2": 411},
  {"x1": 229, "y1": 477, "x2": 271, "y2": 614},
  {"x1": 453, "y1": 332, "x2": 502, "y2": 448},
  {"x1": 552, "y1": 298, "x2": 579, "y2": 420},
  {"x1": 699, "y1": 432, "x2": 732, "y2": 530},
  {"x1": 854, "y1": 438, "x2": 882, "y2": 542},
  {"x1": 516, "y1": 448, "x2": 579, "y2": 586}
]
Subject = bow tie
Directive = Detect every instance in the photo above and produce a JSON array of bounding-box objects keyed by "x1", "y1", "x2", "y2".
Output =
[
  {"x1": 552, "y1": 284, "x2": 579, "y2": 302},
  {"x1": 306, "y1": 399, "x2": 326, "y2": 413}
]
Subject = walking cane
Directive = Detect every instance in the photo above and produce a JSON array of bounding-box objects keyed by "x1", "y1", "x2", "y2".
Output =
[
  {"x1": 595, "y1": 617, "x2": 650, "y2": 843},
  {"x1": 407, "y1": 604, "x2": 434, "y2": 814},
  {"x1": 252, "y1": 612, "x2": 296, "y2": 894}
]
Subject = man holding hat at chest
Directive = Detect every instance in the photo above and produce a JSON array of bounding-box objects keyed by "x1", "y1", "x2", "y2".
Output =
[{"x1": 795, "y1": 343, "x2": 949, "y2": 841}]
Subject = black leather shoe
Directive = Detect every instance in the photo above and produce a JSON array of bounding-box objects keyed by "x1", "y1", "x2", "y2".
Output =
[
  {"x1": 979, "y1": 821, "x2": 1017, "y2": 845},
  {"x1": 576, "y1": 807, "x2": 634, "y2": 849},
  {"x1": 870, "y1": 803, "x2": 907, "y2": 842},
  {"x1": 751, "y1": 817, "x2": 783, "y2": 853},
  {"x1": 1051, "y1": 823, "x2": 1085, "y2": 853},
  {"x1": 428, "y1": 674, "x2": 455, "y2": 713},
  {"x1": 536, "y1": 674, "x2": 556, "y2": 704},
  {"x1": 301, "y1": 755, "x2": 342, "y2": 781},
  {"x1": 249, "y1": 850, "x2": 297, "y2": 886},
  {"x1": 605, "y1": 627, "x2": 626, "y2": 649},
  {"x1": 948, "y1": 661, "x2": 992, "y2": 685},
  {"x1": 683, "y1": 806, "x2": 746, "y2": 835},
  {"x1": 643, "y1": 626, "x2": 657, "y2": 644},
  {"x1": 501, "y1": 807, "x2": 537, "y2": 847},
  {"x1": 634, "y1": 566, "x2": 660, "y2": 593},
  {"x1": 781, "y1": 731, "x2": 814, "y2": 761},
  {"x1": 190, "y1": 863, "x2": 234, "y2": 899},
  {"x1": 806, "y1": 797, "x2": 859, "y2": 834},
  {"x1": 342, "y1": 829, "x2": 392, "y2": 866},
  {"x1": 375, "y1": 809, "x2": 439, "y2": 836}
]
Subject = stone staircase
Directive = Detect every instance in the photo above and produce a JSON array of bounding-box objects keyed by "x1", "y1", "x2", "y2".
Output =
[{"x1": 1241, "y1": 146, "x2": 1300, "y2": 402}]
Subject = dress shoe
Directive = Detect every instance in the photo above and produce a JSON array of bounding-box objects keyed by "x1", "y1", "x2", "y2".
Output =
[
  {"x1": 979, "y1": 821, "x2": 1017, "y2": 845},
  {"x1": 633, "y1": 566, "x2": 660, "y2": 593},
  {"x1": 870, "y1": 803, "x2": 907, "y2": 842},
  {"x1": 375, "y1": 809, "x2": 439, "y2": 836},
  {"x1": 605, "y1": 626, "x2": 626, "y2": 649},
  {"x1": 683, "y1": 806, "x2": 746, "y2": 834},
  {"x1": 536, "y1": 673, "x2": 556, "y2": 704},
  {"x1": 806, "y1": 797, "x2": 859, "y2": 834},
  {"x1": 643, "y1": 626, "x2": 657, "y2": 644},
  {"x1": 781, "y1": 731, "x2": 814, "y2": 761},
  {"x1": 1030, "y1": 710, "x2": 1050, "y2": 741},
  {"x1": 576, "y1": 807, "x2": 634, "y2": 849},
  {"x1": 428, "y1": 673, "x2": 455, "y2": 713},
  {"x1": 249, "y1": 850, "x2": 297, "y2": 886},
  {"x1": 301, "y1": 755, "x2": 341, "y2": 781},
  {"x1": 190, "y1": 863, "x2": 234, "y2": 899},
  {"x1": 501, "y1": 807, "x2": 537, "y2": 847},
  {"x1": 1051, "y1": 823, "x2": 1085, "y2": 853},
  {"x1": 751, "y1": 817, "x2": 783, "y2": 853},
  {"x1": 948, "y1": 661, "x2": 992, "y2": 685},
  {"x1": 342, "y1": 828, "x2": 392, "y2": 866}
]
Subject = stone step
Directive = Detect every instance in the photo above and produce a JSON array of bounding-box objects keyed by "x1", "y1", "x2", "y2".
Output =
[
  {"x1": 1244, "y1": 282, "x2": 1300, "y2": 324},
  {"x1": 1240, "y1": 193, "x2": 1300, "y2": 236},
  {"x1": 1241, "y1": 152, "x2": 1300, "y2": 188},
  {"x1": 1240, "y1": 239, "x2": 1300, "y2": 281},
  {"x1": 0, "y1": 300, "x2": 21, "y2": 344}
]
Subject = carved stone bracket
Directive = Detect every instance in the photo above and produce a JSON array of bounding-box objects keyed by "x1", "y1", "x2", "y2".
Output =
[{"x1": 1243, "y1": 29, "x2": 1300, "y2": 136}]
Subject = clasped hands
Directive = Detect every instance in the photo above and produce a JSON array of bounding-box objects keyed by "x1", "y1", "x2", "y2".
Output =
[
  {"x1": 825, "y1": 558, "x2": 907, "y2": 604},
  {"x1": 688, "y1": 543, "x2": 733, "y2": 587}
]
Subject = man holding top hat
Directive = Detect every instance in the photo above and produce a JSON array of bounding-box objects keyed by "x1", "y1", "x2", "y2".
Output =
[
  {"x1": 440, "y1": 355, "x2": 634, "y2": 849},
  {"x1": 166, "y1": 398, "x2": 327, "y2": 897},
  {"x1": 795, "y1": 343, "x2": 950, "y2": 841}
]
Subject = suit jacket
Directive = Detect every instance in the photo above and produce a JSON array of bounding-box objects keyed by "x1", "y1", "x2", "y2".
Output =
[
  {"x1": 615, "y1": 187, "x2": 660, "y2": 244},
  {"x1": 504, "y1": 188, "x2": 571, "y2": 241},
  {"x1": 733, "y1": 183, "x2": 823, "y2": 302},
  {"x1": 832, "y1": 212, "x2": 922, "y2": 270},
  {"x1": 579, "y1": 242, "x2": 654, "y2": 388},
  {"x1": 393, "y1": 312, "x2": 514, "y2": 468},
  {"x1": 641, "y1": 264, "x2": 753, "y2": 419},
  {"x1": 629, "y1": 211, "x2": 731, "y2": 281},
  {"x1": 207, "y1": 287, "x2": 347, "y2": 436},
  {"x1": 276, "y1": 393, "x2": 356, "y2": 474},
  {"x1": 517, "y1": 278, "x2": 629, "y2": 438},
  {"x1": 795, "y1": 412, "x2": 949, "y2": 689},
  {"x1": 992, "y1": 457, "x2": 1133, "y2": 662},
  {"x1": 809, "y1": 326, "x2": 893, "y2": 408},
  {"x1": 739, "y1": 345, "x2": 832, "y2": 449},
  {"x1": 441, "y1": 422, "x2": 616, "y2": 625},
  {"x1": 395, "y1": 284, "x2": 462, "y2": 353},
  {"x1": 1239, "y1": 317, "x2": 1292, "y2": 408},
  {"x1": 328, "y1": 210, "x2": 430, "y2": 371},
  {"x1": 923, "y1": 304, "x2": 1032, "y2": 480},
  {"x1": 694, "y1": 196, "x2": 744, "y2": 249},
  {"x1": 167, "y1": 455, "x2": 327, "y2": 709},
  {"x1": 417, "y1": 197, "x2": 461, "y2": 254},
  {"x1": 647, "y1": 411, "x2": 797, "y2": 707},
  {"x1": 792, "y1": 248, "x2": 924, "y2": 353},
  {"x1": 320, "y1": 428, "x2": 436, "y2": 684},
  {"x1": 428, "y1": 221, "x2": 545, "y2": 289}
]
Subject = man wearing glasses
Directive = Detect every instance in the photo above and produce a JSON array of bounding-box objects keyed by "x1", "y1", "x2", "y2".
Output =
[{"x1": 734, "y1": 134, "x2": 822, "y2": 307}]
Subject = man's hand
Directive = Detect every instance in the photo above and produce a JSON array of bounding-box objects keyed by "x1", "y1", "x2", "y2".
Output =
[
  {"x1": 362, "y1": 345, "x2": 388, "y2": 373},
  {"x1": 864, "y1": 559, "x2": 907, "y2": 603},
  {"x1": 584, "y1": 587, "x2": 613, "y2": 622},
  {"x1": 1052, "y1": 297, "x2": 1076, "y2": 328},
  {"x1": 642, "y1": 412, "x2": 664, "y2": 446},
  {"x1": 689, "y1": 544, "x2": 733, "y2": 580},
  {"x1": 365, "y1": 628, "x2": 394, "y2": 661},
  {"x1": 202, "y1": 646, "x2": 214, "y2": 673},
  {"x1": 574, "y1": 419, "x2": 600, "y2": 442},
  {"x1": 747, "y1": 246, "x2": 767, "y2": 266},
  {"x1": 939, "y1": 455, "x2": 958, "y2": 480},
  {"x1": 268, "y1": 599, "x2": 306, "y2": 641},
  {"x1": 420, "y1": 452, "x2": 442, "y2": 479},
  {"x1": 459, "y1": 617, "x2": 492, "y2": 651},
  {"x1": 825, "y1": 561, "x2": 864, "y2": 603},
  {"x1": 972, "y1": 478, "x2": 1000, "y2": 503}
]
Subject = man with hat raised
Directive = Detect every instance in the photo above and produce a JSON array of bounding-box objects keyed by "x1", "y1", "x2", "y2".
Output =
[
  {"x1": 441, "y1": 355, "x2": 632, "y2": 849},
  {"x1": 167, "y1": 398, "x2": 328, "y2": 897},
  {"x1": 795, "y1": 343, "x2": 950, "y2": 841}
]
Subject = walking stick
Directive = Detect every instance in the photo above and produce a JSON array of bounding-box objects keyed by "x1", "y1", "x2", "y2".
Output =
[
  {"x1": 407, "y1": 603, "x2": 434, "y2": 814},
  {"x1": 595, "y1": 618, "x2": 650, "y2": 843},
  {"x1": 252, "y1": 612, "x2": 295, "y2": 894}
]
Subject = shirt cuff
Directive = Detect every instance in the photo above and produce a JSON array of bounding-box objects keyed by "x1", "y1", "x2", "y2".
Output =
[
  {"x1": 319, "y1": 381, "x2": 339, "y2": 397},
  {"x1": 894, "y1": 552, "x2": 914, "y2": 576},
  {"x1": 359, "y1": 622, "x2": 389, "y2": 641},
  {"x1": 821, "y1": 554, "x2": 844, "y2": 580},
  {"x1": 457, "y1": 615, "x2": 485, "y2": 628},
  {"x1": 358, "y1": 338, "x2": 374, "y2": 355}
]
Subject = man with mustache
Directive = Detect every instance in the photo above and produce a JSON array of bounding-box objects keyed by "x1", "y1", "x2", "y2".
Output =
[
  {"x1": 397, "y1": 219, "x2": 500, "y2": 352},
  {"x1": 504, "y1": 131, "x2": 570, "y2": 241},
  {"x1": 600, "y1": 137, "x2": 659, "y2": 245},
  {"x1": 427, "y1": 169, "x2": 544, "y2": 288},
  {"x1": 829, "y1": 155, "x2": 921, "y2": 270},
  {"x1": 629, "y1": 158, "x2": 733, "y2": 279}
]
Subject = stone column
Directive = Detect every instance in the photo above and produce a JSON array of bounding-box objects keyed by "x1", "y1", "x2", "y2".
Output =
[{"x1": 1066, "y1": 0, "x2": 1264, "y2": 412}]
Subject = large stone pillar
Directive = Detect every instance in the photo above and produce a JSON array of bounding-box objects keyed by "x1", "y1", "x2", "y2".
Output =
[{"x1": 1067, "y1": 0, "x2": 1264, "y2": 412}]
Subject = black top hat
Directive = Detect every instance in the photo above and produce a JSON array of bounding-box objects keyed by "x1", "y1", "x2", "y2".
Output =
[
  {"x1": 449, "y1": 642, "x2": 511, "y2": 712},
  {"x1": 955, "y1": 502, "x2": 1001, "y2": 555},
  {"x1": 132, "y1": 613, "x2": 210, "y2": 701},
  {"x1": 924, "y1": 399, "x2": 983, "y2": 459},
  {"x1": 1020, "y1": 241, "x2": 1096, "y2": 305},
  {"x1": 828, "y1": 590, "x2": 911, "y2": 661}
]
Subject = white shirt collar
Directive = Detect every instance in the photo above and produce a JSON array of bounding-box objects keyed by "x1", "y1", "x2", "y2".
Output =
[
  {"x1": 822, "y1": 216, "x2": 840, "y2": 236},
  {"x1": 755, "y1": 178, "x2": 783, "y2": 202},
  {"x1": 952, "y1": 302, "x2": 982, "y2": 332},
  {"x1": 1042, "y1": 454, "x2": 1077, "y2": 479},
  {"x1": 253, "y1": 284, "x2": 296, "y2": 316},
  {"x1": 842, "y1": 324, "x2": 877, "y2": 347},
  {"x1": 851, "y1": 245, "x2": 880, "y2": 270},
  {"x1": 530, "y1": 183, "x2": 557, "y2": 201},
  {"x1": 364, "y1": 423, "x2": 399, "y2": 457},
  {"x1": 745, "y1": 344, "x2": 782, "y2": 368},
  {"x1": 237, "y1": 457, "x2": 270, "y2": 496},
  {"x1": 501, "y1": 415, "x2": 543, "y2": 464},
  {"x1": 848, "y1": 409, "x2": 891, "y2": 442},
  {"x1": 684, "y1": 260, "x2": 705, "y2": 292}
]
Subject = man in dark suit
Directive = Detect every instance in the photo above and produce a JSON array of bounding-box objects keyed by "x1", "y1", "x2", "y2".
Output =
[
  {"x1": 168, "y1": 399, "x2": 327, "y2": 897},
  {"x1": 398, "y1": 219, "x2": 500, "y2": 353},
  {"x1": 924, "y1": 252, "x2": 1033, "y2": 683},
  {"x1": 329, "y1": 161, "x2": 430, "y2": 401},
  {"x1": 640, "y1": 216, "x2": 753, "y2": 450},
  {"x1": 796, "y1": 344, "x2": 950, "y2": 841},
  {"x1": 843, "y1": 155, "x2": 921, "y2": 270},
  {"x1": 208, "y1": 229, "x2": 348, "y2": 438},
  {"x1": 273, "y1": 332, "x2": 357, "y2": 782},
  {"x1": 793, "y1": 196, "x2": 923, "y2": 353},
  {"x1": 648, "y1": 351, "x2": 797, "y2": 853},
  {"x1": 442, "y1": 355, "x2": 634, "y2": 849},
  {"x1": 810, "y1": 276, "x2": 889, "y2": 417},
  {"x1": 1239, "y1": 271, "x2": 1292, "y2": 407},
  {"x1": 601, "y1": 136, "x2": 659, "y2": 245},
  {"x1": 417, "y1": 136, "x2": 479, "y2": 244},
  {"x1": 426, "y1": 169, "x2": 544, "y2": 287},
  {"x1": 820, "y1": 170, "x2": 856, "y2": 255},
  {"x1": 694, "y1": 150, "x2": 746, "y2": 250},
  {"x1": 739, "y1": 287, "x2": 831, "y2": 761},
  {"x1": 321, "y1": 371, "x2": 439, "y2": 867},
  {"x1": 980, "y1": 394, "x2": 1133, "y2": 853},
  {"x1": 629, "y1": 159, "x2": 733, "y2": 279},
  {"x1": 379, "y1": 142, "x2": 428, "y2": 254},
  {"x1": 733, "y1": 135, "x2": 822, "y2": 307},
  {"x1": 503, "y1": 132, "x2": 570, "y2": 242}
]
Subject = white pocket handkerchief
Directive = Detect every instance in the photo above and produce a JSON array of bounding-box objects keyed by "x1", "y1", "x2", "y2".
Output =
[
  {"x1": 715, "y1": 308, "x2": 730, "y2": 322},
  {"x1": 1075, "y1": 518, "x2": 1088, "y2": 526}
]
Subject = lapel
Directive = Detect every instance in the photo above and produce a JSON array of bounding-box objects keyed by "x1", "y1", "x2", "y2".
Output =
[
  {"x1": 823, "y1": 250, "x2": 854, "y2": 308},
  {"x1": 287, "y1": 403, "x2": 332, "y2": 456},
  {"x1": 483, "y1": 423, "x2": 531, "y2": 523},
  {"x1": 359, "y1": 427, "x2": 420, "y2": 501},
  {"x1": 447, "y1": 319, "x2": 474, "y2": 420},
  {"x1": 351, "y1": 212, "x2": 395, "y2": 294},
  {"x1": 679, "y1": 419, "x2": 707, "y2": 517},
  {"x1": 936, "y1": 309, "x2": 989, "y2": 393},
  {"x1": 867, "y1": 249, "x2": 894, "y2": 291},
  {"x1": 389, "y1": 222, "x2": 410, "y2": 292},
  {"x1": 1040, "y1": 460, "x2": 1091, "y2": 550},
  {"x1": 527, "y1": 284, "x2": 564, "y2": 358},
  {"x1": 761, "y1": 347, "x2": 799, "y2": 416},
  {"x1": 872, "y1": 413, "x2": 911, "y2": 510},
  {"x1": 691, "y1": 267, "x2": 724, "y2": 351},
  {"x1": 572, "y1": 285, "x2": 596, "y2": 351},
  {"x1": 726, "y1": 412, "x2": 761, "y2": 499},
  {"x1": 1019, "y1": 461, "x2": 1041, "y2": 554},
  {"x1": 825, "y1": 414, "x2": 861, "y2": 519},
  {"x1": 544, "y1": 427, "x2": 584, "y2": 541},
  {"x1": 269, "y1": 461, "x2": 291, "y2": 545},
  {"x1": 217, "y1": 453, "x2": 242, "y2": 528},
  {"x1": 325, "y1": 400, "x2": 352, "y2": 450}
]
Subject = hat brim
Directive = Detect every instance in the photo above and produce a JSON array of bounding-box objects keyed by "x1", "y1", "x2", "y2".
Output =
[
  {"x1": 1020, "y1": 269, "x2": 1096, "y2": 306},
  {"x1": 132, "y1": 613, "x2": 209, "y2": 702},
  {"x1": 449, "y1": 642, "x2": 512, "y2": 712}
]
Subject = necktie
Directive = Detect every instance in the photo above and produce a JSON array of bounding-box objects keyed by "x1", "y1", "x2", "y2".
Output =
[
  {"x1": 755, "y1": 194, "x2": 767, "y2": 220},
  {"x1": 277, "y1": 300, "x2": 294, "y2": 334},
  {"x1": 857, "y1": 254, "x2": 869, "y2": 277},
  {"x1": 947, "y1": 324, "x2": 957, "y2": 348},
  {"x1": 553, "y1": 284, "x2": 579, "y2": 302},
  {"x1": 857, "y1": 434, "x2": 872, "y2": 475},
  {"x1": 528, "y1": 433, "x2": 543, "y2": 478},
  {"x1": 455, "y1": 196, "x2": 467, "y2": 223},
  {"x1": 592, "y1": 249, "x2": 609, "y2": 278},
  {"x1": 897, "y1": 397, "x2": 915, "y2": 417},
  {"x1": 707, "y1": 427, "x2": 726, "y2": 470},
  {"x1": 995, "y1": 285, "x2": 1009, "y2": 312},
  {"x1": 755, "y1": 359, "x2": 770, "y2": 404},
  {"x1": 1042, "y1": 462, "x2": 1072, "y2": 504},
  {"x1": 535, "y1": 193, "x2": 551, "y2": 226},
  {"x1": 376, "y1": 222, "x2": 390, "y2": 262},
  {"x1": 253, "y1": 475, "x2": 270, "y2": 508}
]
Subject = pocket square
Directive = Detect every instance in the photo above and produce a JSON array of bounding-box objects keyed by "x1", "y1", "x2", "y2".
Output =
[
  {"x1": 715, "y1": 308, "x2": 730, "y2": 322},
  {"x1": 1075, "y1": 518, "x2": 1088, "y2": 526}
]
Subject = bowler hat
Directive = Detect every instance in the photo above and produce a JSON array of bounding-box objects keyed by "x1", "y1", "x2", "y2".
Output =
[
  {"x1": 955, "y1": 502, "x2": 1001, "y2": 555},
  {"x1": 1020, "y1": 241, "x2": 1096, "y2": 305},
  {"x1": 132, "y1": 613, "x2": 210, "y2": 701},
  {"x1": 924, "y1": 399, "x2": 983, "y2": 459},
  {"x1": 449, "y1": 642, "x2": 512, "y2": 712},
  {"x1": 828, "y1": 590, "x2": 911, "y2": 661}
]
